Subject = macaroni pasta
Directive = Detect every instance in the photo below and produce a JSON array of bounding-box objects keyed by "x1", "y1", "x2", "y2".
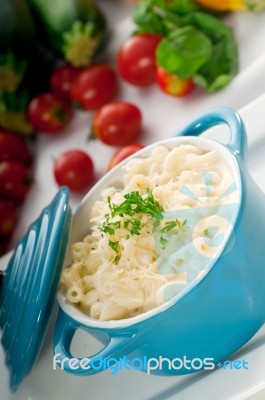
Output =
[{"x1": 60, "y1": 144, "x2": 237, "y2": 321}]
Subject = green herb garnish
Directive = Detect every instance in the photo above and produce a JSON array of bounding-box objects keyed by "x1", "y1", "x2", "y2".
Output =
[
  {"x1": 203, "y1": 227, "x2": 215, "y2": 238},
  {"x1": 124, "y1": 218, "x2": 141, "y2": 235},
  {"x1": 203, "y1": 228, "x2": 209, "y2": 237},
  {"x1": 161, "y1": 220, "x2": 178, "y2": 233},
  {"x1": 114, "y1": 255, "x2": 120, "y2": 265},
  {"x1": 109, "y1": 240, "x2": 119, "y2": 253},
  {"x1": 160, "y1": 236, "x2": 169, "y2": 248},
  {"x1": 161, "y1": 219, "x2": 186, "y2": 232},
  {"x1": 100, "y1": 189, "x2": 165, "y2": 263},
  {"x1": 177, "y1": 219, "x2": 187, "y2": 229},
  {"x1": 108, "y1": 189, "x2": 164, "y2": 221},
  {"x1": 100, "y1": 216, "x2": 121, "y2": 235},
  {"x1": 100, "y1": 189, "x2": 184, "y2": 265}
]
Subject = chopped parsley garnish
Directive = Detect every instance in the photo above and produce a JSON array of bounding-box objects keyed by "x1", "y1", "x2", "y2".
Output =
[
  {"x1": 100, "y1": 189, "x2": 187, "y2": 264},
  {"x1": 124, "y1": 218, "x2": 141, "y2": 235},
  {"x1": 203, "y1": 227, "x2": 215, "y2": 238},
  {"x1": 178, "y1": 219, "x2": 187, "y2": 229},
  {"x1": 109, "y1": 240, "x2": 119, "y2": 253},
  {"x1": 161, "y1": 220, "x2": 178, "y2": 232},
  {"x1": 203, "y1": 228, "x2": 209, "y2": 237},
  {"x1": 114, "y1": 255, "x2": 120, "y2": 265},
  {"x1": 161, "y1": 219, "x2": 186, "y2": 233},
  {"x1": 100, "y1": 217, "x2": 121, "y2": 235},
  {"x1": 160, "y1": 236, "x2": 168, "y2": 248},
  {"x1": 108, "y1": 189, "x2": 164, "y2": 221}
]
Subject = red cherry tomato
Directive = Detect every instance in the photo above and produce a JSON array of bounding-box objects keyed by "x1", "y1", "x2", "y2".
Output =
[
  {"x1": 27, "y1": 93, "x2": 72, "y2": 133},
  {"x1": 50, "y1": 64, "x2": 82, "y2": 102},
  {"x1": 108, "y1": 144, "x2": 144, "y2": 171},
  {"x1": 92, "y1": 102, "x2": 142, "y2": 147},
  {"x1": 71, "y1": 64, "x2": 118, "y2": 110},
  {"x1": 156, "y1": 67, "x2": 195, "y2": 97},
  {"x1": 0, "y1": 161, "x2": 32, "y2": 203},
  {"x1": 0, "y1": 130, "x2": 32, "y2": 165},
  {"x1": 54, "y1": 150, "x2": 95, "y2": 192},
  {"x1": 117, "y1": 33, "x2": 163, "y2": 87},
  {"x1": 0, "y1": 201, "x2": 17, "y2": 238}
]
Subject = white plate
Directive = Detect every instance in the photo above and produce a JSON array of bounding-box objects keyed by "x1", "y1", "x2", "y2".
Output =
[{"x1": 2, "y1": 3, "x2": 265, "y2": 399}]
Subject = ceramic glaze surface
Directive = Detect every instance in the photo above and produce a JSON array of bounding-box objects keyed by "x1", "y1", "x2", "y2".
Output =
[
  {"x1": 0, "y1": 188, "x2": 71, "y2": 391},
  {"x1": 54, "y1": 108, "x2": 265, "y2": 376}
]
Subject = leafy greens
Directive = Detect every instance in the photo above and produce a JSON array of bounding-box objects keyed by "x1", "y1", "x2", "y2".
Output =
[{"x1": 133, "y1": 0, "x2": 238, "y2": 92}]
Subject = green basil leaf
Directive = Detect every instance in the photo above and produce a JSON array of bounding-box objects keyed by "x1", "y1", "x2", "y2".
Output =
[
  {"x1": 180, "y1": 12, "x2": 238, "y2": 91},
  {"x1": 156, "y1": 25, "x2": 212, "y2": 79},
  {"x1": 151, "y1": 0, "x2": 198, "y2": 14},
  {"x1": 133, "y1": 2, "x2": 167, "y2": 35},
  {"x1": 133, "y1": 0, "x2": 196, "y2": 35},
  {"x1": 181, "y1": 12, "x2": 232, "y2": 42},
  {"x1": 194, "y1": 30, "x2": 238, "y2": 91}
]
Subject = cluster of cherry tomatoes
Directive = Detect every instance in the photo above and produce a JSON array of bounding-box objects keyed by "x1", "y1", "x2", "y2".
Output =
[
  {"x1": 26, "y1": 62, "x2": 145, "y2": 192},
  {"x1": 0, "y1": 32, "x2": 194, "y2": 254},
  {"x1": 25, "y1": 33, "x2": 194, "y2": 194},
  {"x1": 0, "y1": 130, "x2": 33, "y2": 255}
]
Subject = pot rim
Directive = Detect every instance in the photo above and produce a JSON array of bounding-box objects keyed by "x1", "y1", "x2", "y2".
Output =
[{"x1": 57, "y1": 135, "x2": 242, "y2": 329}]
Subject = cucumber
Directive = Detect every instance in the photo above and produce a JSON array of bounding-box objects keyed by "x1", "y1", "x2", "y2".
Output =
[
  {"x1": 27, "y1": 0, "x2": 107, "y2": 67},
  {"x1": 0, "y1": 0, "x2": 55, "y2": 94},
  {"x1": 0, "y1": 0, "x2": 36, "y2": 92},
  {"x1": 0, "y1": 0, "x2": 56, "y2": 136}
]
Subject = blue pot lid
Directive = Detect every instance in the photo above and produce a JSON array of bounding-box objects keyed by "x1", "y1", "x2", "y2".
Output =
[{"x1": 0, "y1": 188, "x2": 71, "y2": 392}]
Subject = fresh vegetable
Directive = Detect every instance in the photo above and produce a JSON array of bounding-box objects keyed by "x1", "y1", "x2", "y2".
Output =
[
  {"x1": 0, "y1": 0, "x2": 36, "y2": 92},
  {"x1": 0, "y1": 0, "x2": 55, "y2": 94},
  {"x1": 108, "y1": 144, "x2": 144, "y2": 171},
  {"x1": 132, "y1": 0, "x2": 238, "y2": 92},
  {"x1": 0, "y1": 89, "x2": 34, "y2": 136},
  {"x1": 0, "y1": 50, "x2": 60, "y2": 137},
  {"x1": 0, "y1": 129, "x2": 32, "y2": 165},
  {"x1": 194, "y1": 0, "x2": 265, "y2": 11},
  {"x1": 156, "y1": 26, "x2": 212, "y2": 80},
  {"x1": 27, "y1": 93, "x2": 72, "y2": 133},
  {"x1": 92, "y1": 102, "x2": 142, "y2": 146},
  {"x1": 0, "y1": 201, "x2": 17, "y2": 238},
  {"x1": 156, "y1": 67, "x2": 195, "y2": 97},
  {"x1": 0, "y1": 0, "x2": 56, "y2": 136},
  {"x1": 27, "y1": 0, "x2": 107, "y2": 67},
  {"x1": 117, "y1": 33, "x2": 163, "y2": 86},
  {"x1": 133, "y1": 0, "x2": 198, "y2": 36},
  {"x1": 0, "y1": 52, "x2": 26, "y2": 93},
  {"x1": 54, "y1": 150, "x2": 94, "y2": 192},
  {"x1": 71, "y1": 63, "x2": 118, "y2": 110},
  {"x1": 0, "y1": 160, "x2": 32, "y2": 203},
  {"x1": 50, "y1": 64, "x2": 82, "y2": 102}
]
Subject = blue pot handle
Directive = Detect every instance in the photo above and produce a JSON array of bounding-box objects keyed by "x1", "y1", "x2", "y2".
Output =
[
  {"x1": 53, "y1": 309, "x2": 136, "y2": 376},
  {"x1": 175, "y1": 107, "x2": 247, "y2": 162}
]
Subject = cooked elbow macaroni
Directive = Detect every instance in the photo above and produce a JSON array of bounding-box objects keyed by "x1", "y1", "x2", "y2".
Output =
[{"x1": 60, "y1": 144, "x2": 238, "y2": 321}]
